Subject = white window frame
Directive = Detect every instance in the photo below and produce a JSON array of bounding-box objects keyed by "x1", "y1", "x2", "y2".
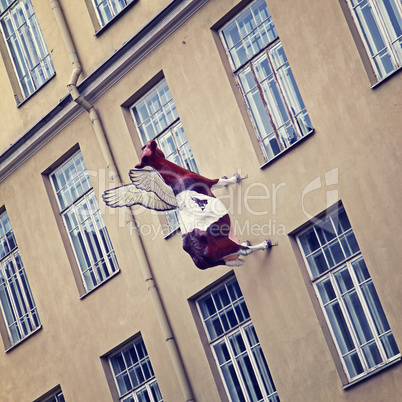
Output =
[
  {"x1": 92, "y1": 0, "x2": 135, "y2": 28},
  {"x1": 130, "y1": 79, "x2": 199, "y2": 233},
  {"x1": 41, "y1": 389, "x2": 65, "y2": 402},
  {"x1": 196, "y1": 277, "x2": 280, "y2": 401},
  {"x1": 0, "y1": 210, "x2": 41, "y2": 347},
  {"x1": 297, "y1": 207, "x2": 400, "y2": 383},
  {"x1": 0, "y1": 0, "x2": 55, "y2": 101},
  {"x1": 108, "y1": 336, "x2": 162, "y2": 402},
  {"x1": 50, "y1": 150, "x2": 119, "y2": 293},
  {"x1": 346, "y1": 0, "x2": 402, "y2": 81},
  {"x1": 219, "y1": 0, "x2": 313, "y2": 164}
]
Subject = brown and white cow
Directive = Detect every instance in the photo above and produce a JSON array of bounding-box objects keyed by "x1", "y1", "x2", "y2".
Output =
[{"x1": 103, "y1": 140, "x2": 272, "y2": 269}]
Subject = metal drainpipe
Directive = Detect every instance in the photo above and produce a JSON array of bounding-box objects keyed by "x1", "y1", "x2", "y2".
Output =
[{"x1": 49, "y1": 1, "x2": 194, "y2": 400}]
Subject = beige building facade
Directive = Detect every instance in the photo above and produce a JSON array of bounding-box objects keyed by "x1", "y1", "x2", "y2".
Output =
[{"x1": 0, "y1": 0, "x2": 401, "y2": 401}]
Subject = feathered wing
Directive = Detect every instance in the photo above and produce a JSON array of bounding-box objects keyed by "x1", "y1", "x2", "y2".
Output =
[
  {"x1": 102, "y1": 167, "x2": 178, "y2": 211},
  {"x1": 103, "y1": 184, "x2": 177, "y2": 210},
  {"x1": 128, "y1": 166, "x2": 178, "y2": 208}
]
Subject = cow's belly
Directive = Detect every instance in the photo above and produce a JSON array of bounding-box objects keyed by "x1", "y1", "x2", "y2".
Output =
[{"x1": 176, "y1": 190, "x2": 228, "y2": 234}]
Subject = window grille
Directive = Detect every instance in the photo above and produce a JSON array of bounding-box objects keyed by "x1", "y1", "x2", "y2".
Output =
[
  {"x1": 219, "y1": 0, "x2": 313, "y2": 163},
  {"x1": 346, "y1": 0, "x2": 402, "y2": 80},
  {"x1": 197, "y1": 277, "x2": 280, "y2": 401},
  {"x1": 130, "y1": 79, "x2": 198, "y2": 232},
  {"x1": 92, "y1": 0, "x2": 135, "y2": 27},
  {"x1": 0, "y1": 0, "x2": 55, "y2": 100},
  {"x1": 0, "y1": 210, "x2": 40, "y2": 346},
  {"x1": 50, "y1": 151, "x2": 119, "y2": 293},
  {"x1": 297, "y1": 208, "x2": 400, "y2": 382},
  {"x1": 109, "y1": 337, "x2": 163, "y2": 402}
]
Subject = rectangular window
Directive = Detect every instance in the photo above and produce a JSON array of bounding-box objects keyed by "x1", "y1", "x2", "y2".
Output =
[
  {"x1": 109, "y1": 336, "x2": 163, "y2": 402},
  {"x1": 219, "y1": 0, "x2": 313, "y2": 163},
  {"x1": 39, "y1": 389, "x2": 65, "y2": 402},
  {"x1": 0, "y1": 210, "x2": 40, "y2": 347},
  {"x1": 346, "y1": 0, "x2": 402, "y2": 81},
  {"x1": 196, "y1": 277, "x2": 280, "y2": 401},
  {"x1": 50, "y1": 150, "x2": 119, "y2": 293},
  {"x1": 297, "y1": 208, "x2": 400, "y2": 383},
  {"x1": 0, "y1": 0, "x2": 55, "y2": 100},
  {"x1": 130, "y1": 79, "x2": 198, "y2": 232},
  {"x1": 92, "y1": 0, "x2": 135, "y2": 27},
  {"x1": 43, "y1": 391, "x2": 64, "y2": 402}
]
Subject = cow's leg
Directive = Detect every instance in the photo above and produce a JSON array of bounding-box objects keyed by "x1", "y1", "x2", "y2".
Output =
[
  {"x1": 237, "y1": 239, "x2": 272, "y2": 256},
  {"x1": 211, "y1": 173, "x2": 242, "y2": 190},
  {"x1": 205, "y1": 238, "x2": 271, "y2": 265}
]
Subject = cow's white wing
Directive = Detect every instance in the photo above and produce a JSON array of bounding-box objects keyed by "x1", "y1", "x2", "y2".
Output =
[
  {"x1": 103, "y1": 184, "x2": 177, "y2": 211},
  {"x1": 129, "y1": 166, "x2": 177, "y2": 208}
]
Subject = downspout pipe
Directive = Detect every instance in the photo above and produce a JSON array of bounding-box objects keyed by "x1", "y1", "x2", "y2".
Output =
[{"x1": 50, "y1": 1, "x2": 194, "y2": 400}]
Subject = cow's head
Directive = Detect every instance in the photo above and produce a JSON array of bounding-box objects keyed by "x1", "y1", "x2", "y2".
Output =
[{"x1": 135, "y1": 140, "x2": 166, "y2": 168}]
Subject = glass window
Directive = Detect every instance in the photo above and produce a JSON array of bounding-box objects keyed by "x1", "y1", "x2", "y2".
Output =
[
  {"x1": 0, "y1": 0, "x2": 55, "y2": 100},
  {"x1": 130, "y1": 79, "x2": 199, "y2": 232},
  {"x1": 92, "y1": 0, "x2": 135, "y2": 27},
  {"x1": 297, "y1": 208, "x2": 400, "y2": 382},
  {"x1": 42, "y1": 389, "x2": 65, "y2": 402},
  {"x1": 0, "y1": 210, "x2": 41, "y2": 346},
  {"x1": 109, "y1": 337, "x2": 163, "y2": 402},
  {"x1": 50, "y1": 150, "x2": 119, "y2": 293},
  {"x1": 347, "y1": 0, "x2": 402, "y2": 80},
  {"x1": 197, "y1": 277, "x2": 280, "y2": 401},
  {"x1": 219, "y1": 0, "x2": 313, "y2": 163}
]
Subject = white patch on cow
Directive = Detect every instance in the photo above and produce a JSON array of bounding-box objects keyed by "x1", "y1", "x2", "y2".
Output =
[{"x1": 176, "y1": 190, "x2": 228, "y2": 234}]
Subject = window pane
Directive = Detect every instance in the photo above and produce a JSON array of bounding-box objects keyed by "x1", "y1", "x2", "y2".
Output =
[
  {"x1": 376, "y1": 0, "x2": 402, "y2": 41},
  {"x1": 131, "y1": 80, "x2": 197, "y2": 232},
  {"x1": 356, "y1": 1, "x2": 386, "y2": 56},
  {"x1": 343, "y1": 350, "x2": 364, "y2": 378},
  {"x1": 51, "y1": 152, "x2": 119, "y2": 292},
  {"x1": 0, "y1": 212, "x2": 40, "y2": 346},
  {"x1": 95, "y1": 0, "x2": 133, "y2": 26},
  {"x1": 349, "y1": 0, "x2": 402, "y2": 79},
  {"x1": 299, "y1": 228, "x2": 320, "y2": 255},
  {"x1": 199, "y1": 278, "x2": 280, "y2": 401},
  {"x1": 1, "y1": 0, "x2": 54, "y2": 98},
  {"x1": 300, "y1": 208, "x2": 400, "y2": 381},
  {"x1": 324, "y1": 300, "x2": 356, "y2": 354},
  {"x1": 306, "y1": 250, "x2": 328, "y2": 278},
  {"x1": 221, "y1": 1, "x2": 312, "y2": 162},
  {"x1": 109, "y1": 337, "x2": 160, "y2": 399},
  {"x1": 380, "y1": 332, "x2": 399, "y2": 358}
]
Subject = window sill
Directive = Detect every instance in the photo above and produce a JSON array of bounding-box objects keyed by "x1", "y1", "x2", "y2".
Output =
[
  {"x1": 94, "y1": 0, "x2": 139, "y2": 37},
  {"x1": 5, "y1": 325, "x2": 42, "y2": 353},
  {"x1": 259, "y1": 129, "x2": 314, "y2": 170},
  {"x1": 79, "y1": 269, "x2": 120, "y2": 300},
  {"x1": 342, "y1": 355, "x2": 401, "y2": 390},
  {"x1": 16, "y1": 73, "x2": 56, "y2": 108},
  {"x1": 370, "y1": 66, "x2": 402, "y2": 90}
]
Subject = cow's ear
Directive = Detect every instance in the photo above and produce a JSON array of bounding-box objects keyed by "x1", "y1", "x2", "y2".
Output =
[{"x1": 150, "y1": 140, "x2": 157, "y2": 152}]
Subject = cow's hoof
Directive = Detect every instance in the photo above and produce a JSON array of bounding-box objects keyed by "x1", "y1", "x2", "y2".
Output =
[
  {"x1": 242, "y1": 240, "x2": 251, "y2": 247},
  {"x1": 265, "y1": 239, "x2": 273, "y2": 249}
]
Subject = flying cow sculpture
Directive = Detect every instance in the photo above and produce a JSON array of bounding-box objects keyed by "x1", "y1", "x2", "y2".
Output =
[{"x1": 102, "y1": 140, "x2": 273, "y2": 269}]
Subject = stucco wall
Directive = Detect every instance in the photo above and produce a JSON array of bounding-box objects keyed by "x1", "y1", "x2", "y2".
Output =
[{"x1": 0, "y1": 0, "x2": 401, "y2": 401}]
